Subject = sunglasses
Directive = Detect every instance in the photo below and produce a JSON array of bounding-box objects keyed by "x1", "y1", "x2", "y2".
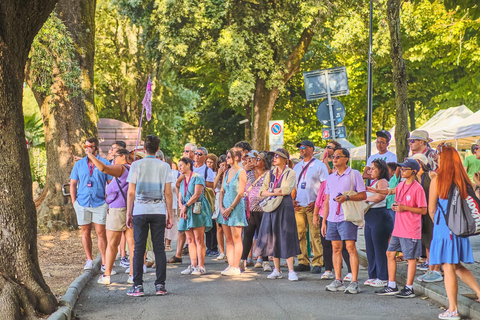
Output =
[
  {"x1": 183, "y1": 149, "x2": 193, "y2": 153},
  {"x1": 299, "y1": 146, "x2": 307, "y2": 150},
  {"x1": 409, "y1": 139, "x2": 419, "y2": 144},
  {"x1": 326, "y1": 146, "x2": 333, "y2": 149},
  {"x1": 332, "y1": 155, "x2": 346, "y2": 159},
  {"x1": 84, "y1": 144, "x2": 96, "y2": 149},
  {"x1": 273, "y1": 154, "x2": 281, "y2": 158},
  {"x1": 194, "y1": 152, "x2": 204, "y2": 156},
  {"x1": 256, "y1": 157, "x2": 264, "y2": 161},
  {"x1": 226, "y1": 156, "x2": 231, "y2": 159}
]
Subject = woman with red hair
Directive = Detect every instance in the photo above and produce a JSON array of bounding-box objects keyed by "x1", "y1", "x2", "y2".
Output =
[{"x1": 429, "y1": 144, "x2": 480, "y2": 320}]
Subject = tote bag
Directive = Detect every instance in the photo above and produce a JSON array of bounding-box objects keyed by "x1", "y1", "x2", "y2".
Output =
[{"x1": 341, "y1": 171, "x2": 364, "y2": 227}]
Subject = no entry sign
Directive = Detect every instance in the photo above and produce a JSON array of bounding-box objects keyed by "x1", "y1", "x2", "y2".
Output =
[{"x1": 269, "y1": 120, "x2": 284, "y2": 150}]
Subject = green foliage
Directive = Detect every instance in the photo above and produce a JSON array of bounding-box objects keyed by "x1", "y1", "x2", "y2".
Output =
[{"x1": 24, "y1": 114, "x2": 45, "y2": 148}]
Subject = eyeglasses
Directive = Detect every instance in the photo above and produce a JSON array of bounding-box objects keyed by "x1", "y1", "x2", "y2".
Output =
[
  {"x1": 299, "y1": 146, "x2": 307, "y2": 150},
  {"x1": 194, "y1": 152, "x2": 204, "y2": 156},
  {"x1": 332, "y1": 155, "x2": 346, "y2": 159},
  {"x1": 183, "y1": 149, "x2": 192, "y2": 153},
  {"x1": 326, "y1": 146, "x2": 333, "y2": 149},
  {"x1": 109, "y1": 146, "x2": 118, "y2": 150},
  {"x1": 400, "y1": 168, "x2": 412, "y2": 171},
  {"x1": 376, "y1": 140, "x2": 387, "y2": 145}
]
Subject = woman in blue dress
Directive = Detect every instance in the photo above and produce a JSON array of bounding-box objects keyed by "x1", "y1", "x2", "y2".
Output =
[
  {"x1": 429, "y1": 144, "x2": 480, "y2": 320},
  {"x1": 177, "y1": 157, "x2": 212, "y2": 275},
  {"x1": 218, "y1": 148, "x2": 247, "y2": 276}
]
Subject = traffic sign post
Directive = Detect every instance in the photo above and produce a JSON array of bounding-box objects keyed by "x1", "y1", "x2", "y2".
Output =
[
  {"x1": 269, "y1": 120, "x2": 284, "y2": 151},
  {"x1": 322, "y1": 126, "x2": 347, "y2": 139}
]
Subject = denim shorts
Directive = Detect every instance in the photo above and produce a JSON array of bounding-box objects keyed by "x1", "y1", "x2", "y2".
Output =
[
  {"x1": 326, "y1": 220, "x2": 358, "y2": 241},
  {"x1": 387, "y1": 236, "x2": 422, "y2": 260}
]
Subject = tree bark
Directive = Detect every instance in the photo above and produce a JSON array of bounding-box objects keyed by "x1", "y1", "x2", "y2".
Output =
[
  {"x1": 26, "y1": 0, "x2": 97, "y2": 229},
  {"x1": 387, "y1": 0, "x2": 410, "y2": 161},
  {"x1": 408, "y1": 100, "x2": 416, "y2": 131},
  {"x1": 0, "y1": 0, "x2": 58, "y2": 318}
]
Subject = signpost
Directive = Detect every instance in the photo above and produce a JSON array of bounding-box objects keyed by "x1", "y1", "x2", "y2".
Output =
[
  {"x1": 269, "y1": 120, "x2": 284, "y2": 151},
  {"x1": 304, "y1": 67, "x2": 350, "y2": 140}
]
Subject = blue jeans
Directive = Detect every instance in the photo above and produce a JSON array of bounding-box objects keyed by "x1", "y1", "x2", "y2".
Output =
[
  {"x1": 133, "y1": 214, "x2": 167, "y2": 286},
  {"x1": 364, "y1": 207, "x2": 393, "y2": 281}
]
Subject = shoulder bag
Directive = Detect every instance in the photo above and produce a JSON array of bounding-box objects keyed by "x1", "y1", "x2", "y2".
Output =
[
  {"x1": 342, "y1": 171, "x2": 365, "y2": 226},
  {"x1": 259, "y1": 170, "x2": 290, "y2": 213}
]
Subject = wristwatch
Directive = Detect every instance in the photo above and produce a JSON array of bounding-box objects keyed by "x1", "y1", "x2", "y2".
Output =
[{"x1": 346, "y1": 195, "x2": 350, "y2": 201}]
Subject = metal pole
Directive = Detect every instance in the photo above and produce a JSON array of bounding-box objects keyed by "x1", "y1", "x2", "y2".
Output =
[
  {"x1": 366, "y1": 0, "x2": 374, "y2": 160},
  {"x1": 325, "y1": 72, "x2": 336, "y2": 140}
]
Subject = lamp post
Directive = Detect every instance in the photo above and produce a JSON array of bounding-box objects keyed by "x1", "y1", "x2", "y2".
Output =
[{"x1": 366, "y1": 0, "x2": 374, "y2": 160}]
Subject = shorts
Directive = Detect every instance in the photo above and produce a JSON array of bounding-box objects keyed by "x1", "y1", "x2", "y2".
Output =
[
  {"x1": 74, "y1": 201, "x2": 108, "y2": 226},
  {"x1": 387, "y1": 236, "x2": 422, "y2": 260},
  {"x1": 106, "y1": 207, "x2": 127, "y2": 231},
  {"x1": 326, "y1": 220, "x2": 358, "y2": 241}
]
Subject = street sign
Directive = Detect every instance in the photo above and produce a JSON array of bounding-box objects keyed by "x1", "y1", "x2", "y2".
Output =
[
  {"x1": 303, "y1": 67, "x2": 350, "y2": 101},
  {"x1": 269, "y1": 120, "x2": 284, "y2": 151},
  {"x1": 322, "y1": 126, "x2": 347, "y2": 139},
  {"x1": 316, "y1": 98, "x2": 346, "y2": 126}
]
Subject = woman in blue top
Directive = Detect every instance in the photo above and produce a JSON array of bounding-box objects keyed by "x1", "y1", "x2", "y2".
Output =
[
  {"x1": 177, "y1": 157, "x2": 212, "y2": 275},
  {"x1": 218, "y1": 148, "x2": 247, "y2": 276},
  {"x1": 429, "y1": 145, "x2": 480, "y2": 320}
]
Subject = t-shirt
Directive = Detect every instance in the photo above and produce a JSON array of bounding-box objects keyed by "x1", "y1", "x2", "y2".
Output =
[
  {"x1": 127, "y1": 156, "x2": 173, "y2": 215},
  {"x1": 293, "y1": 159, "x2": 329, "y2": 207},
  {"x1": 172, "y1": 169, "x2": 179, "y2": 210},
  {"x1": 392, "y1": 180, "x2": 427, "y2": 239},
  {"x1": 463, "y1": 155, "x2": 480, "y2": 182},
  {"x1": 325, "y1": 167, "x2": 366, "y2": 223},
  {"x1": 193, "y1": 164, "x2": 215, "y2": 183},
  {"x1": 366, "y1": 151, "x2": 397, "y2": 167},
  {"x1": 386, "y1": 174, "x2": 400, "y2": 209}
]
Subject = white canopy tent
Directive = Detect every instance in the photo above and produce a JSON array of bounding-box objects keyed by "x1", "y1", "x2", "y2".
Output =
[{"x1": 430, "y1": 110, "x2": 480, "y2": 149}]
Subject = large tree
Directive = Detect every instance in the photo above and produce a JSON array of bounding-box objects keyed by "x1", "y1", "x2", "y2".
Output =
[
  {"x1": 25, "y1": 0, "x2": 97, "y2": 229},
  {"x1": 0, "y1": 0, "x2": 58, "y2": 318}
]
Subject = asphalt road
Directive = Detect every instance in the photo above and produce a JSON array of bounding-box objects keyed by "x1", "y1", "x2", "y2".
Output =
[{"x1": 74, "y1": 254, "x2": 446, "y2": 320}]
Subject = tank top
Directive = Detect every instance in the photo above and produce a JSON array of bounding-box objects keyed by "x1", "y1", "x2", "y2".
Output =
[{"x1": 366, "y1": 180, "x2": 387, "y2": 208}]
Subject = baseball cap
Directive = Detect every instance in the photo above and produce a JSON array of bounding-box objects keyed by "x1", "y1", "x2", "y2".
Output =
[
  {"x1": 246, "y1": 150, "x2": 259, "y2": 158},
  {"x1": 296, "y1": 140, "x2": 314, "y2": 148},
  {"x1": 376, "y1": 130, "x2": 391, "y2": 142},
  {"x1": 398, "y1": 159, "x2": 420, "y2": 172}
]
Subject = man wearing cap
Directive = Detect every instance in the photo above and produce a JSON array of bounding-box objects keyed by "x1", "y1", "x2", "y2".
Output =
[
  {"x1": 363, "y1": 130, "x2": 397, "y2": 180},
  {"x1": 245, "y1": 150, "x2": 258, "y2": 172},
  {"x1": 463, "y1": 141, "x2": 480, "y2": 184},
  {"x1": 408, "y1": 130, "x2": 437, "y2": 171},
  {"x1": 293, "y1": 140, "x2": 329, "y2": 273}
]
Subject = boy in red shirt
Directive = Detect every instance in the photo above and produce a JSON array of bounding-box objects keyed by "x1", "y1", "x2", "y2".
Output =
[{"x1": 374, "y1": 159, "x2": 427, "y2": 298}]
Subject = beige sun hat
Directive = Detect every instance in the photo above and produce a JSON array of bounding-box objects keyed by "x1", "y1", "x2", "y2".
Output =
[
  {"x1": 409, "y1": 153, "x2": 428, "y2": 166},
  {"x1": 409, "y1": 130, "x2": 433, "y2": 143}
]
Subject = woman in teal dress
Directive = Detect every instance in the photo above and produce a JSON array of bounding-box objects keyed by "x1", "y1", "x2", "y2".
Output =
[
  {"x1": 177, "y1": 157, "x2": 212, "y2": 275},
  {"x1": 218, "y1": 148, "x2": 247, "y2": 276}
]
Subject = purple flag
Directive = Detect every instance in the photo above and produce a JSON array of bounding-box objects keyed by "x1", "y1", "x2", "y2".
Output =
[{"x1": 142, "y1": 75, "x2": 152, "y2": 121}]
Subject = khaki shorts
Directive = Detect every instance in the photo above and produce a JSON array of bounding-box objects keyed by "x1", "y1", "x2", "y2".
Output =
[
  {"x1": 74, "y1": 201, "x2": 108, "y2": 226},
  {"x1": 106, "y1": 207, "x2": 127, "y2": 232}
]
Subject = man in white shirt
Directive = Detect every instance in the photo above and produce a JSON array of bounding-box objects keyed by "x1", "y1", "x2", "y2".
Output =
[
  {"x1": 363, "y1": 130, "x2": 397, "y2": 179},
  {"x1": 293, "y1": 140, "x2": 329, "y2": 273}
]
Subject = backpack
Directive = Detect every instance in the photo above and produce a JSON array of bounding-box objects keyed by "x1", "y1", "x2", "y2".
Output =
[
  {"x1": 204, "y1": 166, "x2": 216, "y2": 214},
  {"x1": 438, "y1": 182, "x2": 480, "y2": 237}
]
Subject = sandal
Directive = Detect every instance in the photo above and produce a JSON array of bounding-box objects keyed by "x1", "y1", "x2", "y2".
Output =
[{"x1": 438, "y1": 310, "x2": 460, "y2": 320}]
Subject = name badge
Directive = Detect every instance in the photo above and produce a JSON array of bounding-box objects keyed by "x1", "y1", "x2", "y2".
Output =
[
  {"x1": 87, "y1": 180, "x2": 92, "y2": 188},
  {"x1": 300, "y1": 182, "x2": 306, "y2": 189}
]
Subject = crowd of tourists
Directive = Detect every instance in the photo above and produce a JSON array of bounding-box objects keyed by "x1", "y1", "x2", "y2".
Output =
[{"x1": 69, "y1": 129, "x2": 480, "y2": 320}]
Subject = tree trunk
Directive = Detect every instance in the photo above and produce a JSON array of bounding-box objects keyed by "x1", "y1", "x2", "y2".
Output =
[
  {"x1": 27, "y1": 0, "x2": 97, "y2": 229},
  {"x1": 387, "y1": 0, "x2": 410, "y2": 161},
  {"x1": 408, "y1": 100, "x2": 416, "y2": 131},
  {"x1": 0, "y1": 0, "x2": 58, "y2": 318}
]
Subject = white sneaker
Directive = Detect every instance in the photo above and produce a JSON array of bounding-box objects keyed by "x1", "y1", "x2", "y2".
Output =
[
  {"x1": 262, "y1": 261, "x2": 272, "y2": 272},
  {"x1": 215, "y1": 253, "x2": 226, "y2": 260},
  {"x1": 127, "y1": 275, "x2": 134, "y2": 284},
  {"x1": 343, "y1": 273, "x2": 353, "y2": 282},
  {"x1": 364, "y1": 278, "x2": 376, "y2": 286},
  {"x1": 222, "y1": 266, "x2": 241, "y2": 276},
  {"x1": 97, "y1": 275, "x2": 110, "y2": 285},
  {"x1": 254, "y1": 258, "x2": 263, "y2": 268},
  {"x1": 321, "y1": 271, "x2": 334, "y2": 280},
  {"x1": 181, "y1": 265, "x2": 194, "y2": 275},
  {"x1": 267, "y1": 268, "x2": 283, "y2": 279},
  {"x1": 288, "y1": 271, "x2": 299, "y2": 281},
  {"x1": 84, "y1": 259, "x2": 93, "y2": 270},
  {"x1": 125, "y1": 267, "x2": 130, "y2": 274},
  {"x1": 191, "y1": 266, "x2": 206, "y2": 275},
  {"x1": 370, "y1": 279, "x2": 388, "y2": 288}
]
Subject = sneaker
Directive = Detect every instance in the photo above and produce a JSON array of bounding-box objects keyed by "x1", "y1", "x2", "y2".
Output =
[
  {"x1": 321, "y1": 271, "x2": 334, "y2": 280},
  {"x1": 143, "y1": 264, "x2": 147, "y2": 273},
  {"x1": 84, "y1": 259, "x2": 93, "y2": 270},
  {"x1": 288, "y1": 271, "x2": 299, "y2": 281},
  {"x1": 364, "y1": 278, "x2": 376, "y2": 286},
  {"x1": 239, "y1": 260, "x2": 246, "y2": 271},
  {"x1": 214, "y1": 253, "x2": 226, "y2": 260},
  {"x1": 326, "y1": 279, "x2": 345, "y2": 292},
  {"x1": 101, "y1": 265, "x2": 105, "y2": 273},
  {"x1": 438, "y1": 310, "x2": 461, "y2": 320},
  {"x1": 262, "y1": 262, "x2": 272, "y2": 272},
  {"x1": 222, "y1": 267, "x2": 241, "y2": 276},
  {"x1": 311, "y1": 266, "x2": 322, "y2": 274},
  {"x1": 417, "y1": 261, "x2": 429, "y2": 271},
  {"x1": 246, "y1": 259, "x2": 254, "y2": 267},
  {"x1": 375, "y1": 286, "x2": 399, "y2": 296},
  {"x1": 155, "y1": 284, "x2": 167, "y2": 296},
  {"x1": 167, "y1": 256, "x2": 182, "y2": 264},
  {"x1": 221, "y1": 266, "x2": 231, "y2": 275},
  {"x1": 267, "y1": 268, "x2": 283, "y2": 279},
  {"x1": 120, "y1": 257, "x2": 130, "y2": 268},
  {"x1": 421, "y1": 270, "x2": 443, "y2": 283},
  {"x1": 206, "y1": 249, "x2": 212, "y2": 255},
  {"x1": 343, "y1": 273, "x2": 353, "y2": 282},
  {"x1": 370, "y1": 279, "x2": 388, "y2": 288},
  {"x1": 127, "y1": 275, "x2": 134, "y2": 284},
  {"x1": 191, "y1": 266, "x2": 206, "y2": 275},
  {"x1": 208, "y1": 250, "x2": 219, "y2": 256},
  {"x1": 181, "y1": 265, "x2": 194, "y2": 275},
  {"x1": 294, "y1": 264, "x2": 311, "y2": 272},
  {"x1": 125, "y1": 267, "x2": 130, "y2": 274},
  {"x1": 395, "y1": 286, "x2": 415, "y2": 298},
  {"x1": 344, "y1": 281, "x2": 360, "y2": 294},
  {"x1": 127, "y1": 285, "x2": 144, "y2": 297},
  {"x1": 254, "y1": 258, "x2": 263, "y2": 268},
  {"x1": 97, "y1": 275, "x2": 110, "y2": 285}
]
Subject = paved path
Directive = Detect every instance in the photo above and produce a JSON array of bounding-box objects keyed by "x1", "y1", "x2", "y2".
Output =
[{"x1": 75, "y1": 252, "x2": 445, "y2": 320}]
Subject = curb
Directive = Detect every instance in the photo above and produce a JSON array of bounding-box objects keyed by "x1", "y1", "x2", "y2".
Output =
[
  {"x1": 357, "y1": 249, "x2": 480, "y2": 319},
  {"x1": 47, "y1": 254, "x2": 102, "y2": 320}
]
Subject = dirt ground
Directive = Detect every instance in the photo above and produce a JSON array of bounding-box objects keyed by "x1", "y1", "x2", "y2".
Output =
[{"x1": 38, "y1": 230, "x2": 99, "y2": 301}]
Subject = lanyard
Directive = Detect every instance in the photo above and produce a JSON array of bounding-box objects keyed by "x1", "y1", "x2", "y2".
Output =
[
  {"x1": 184, "y1": 171, "x2": 193, "y2": 197},
  {"x1": 274, "y1": 167, "x2": 286, "y2": 189},
  {"x1": 88, "y1": 162, "x2": 95, "y2": 176},
  {"x1": 396, "y1": 181, "x2": 414, "y2": 204},
  {"x1": 301, "y1": 159, "x2": 314, "y2": 180}
]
